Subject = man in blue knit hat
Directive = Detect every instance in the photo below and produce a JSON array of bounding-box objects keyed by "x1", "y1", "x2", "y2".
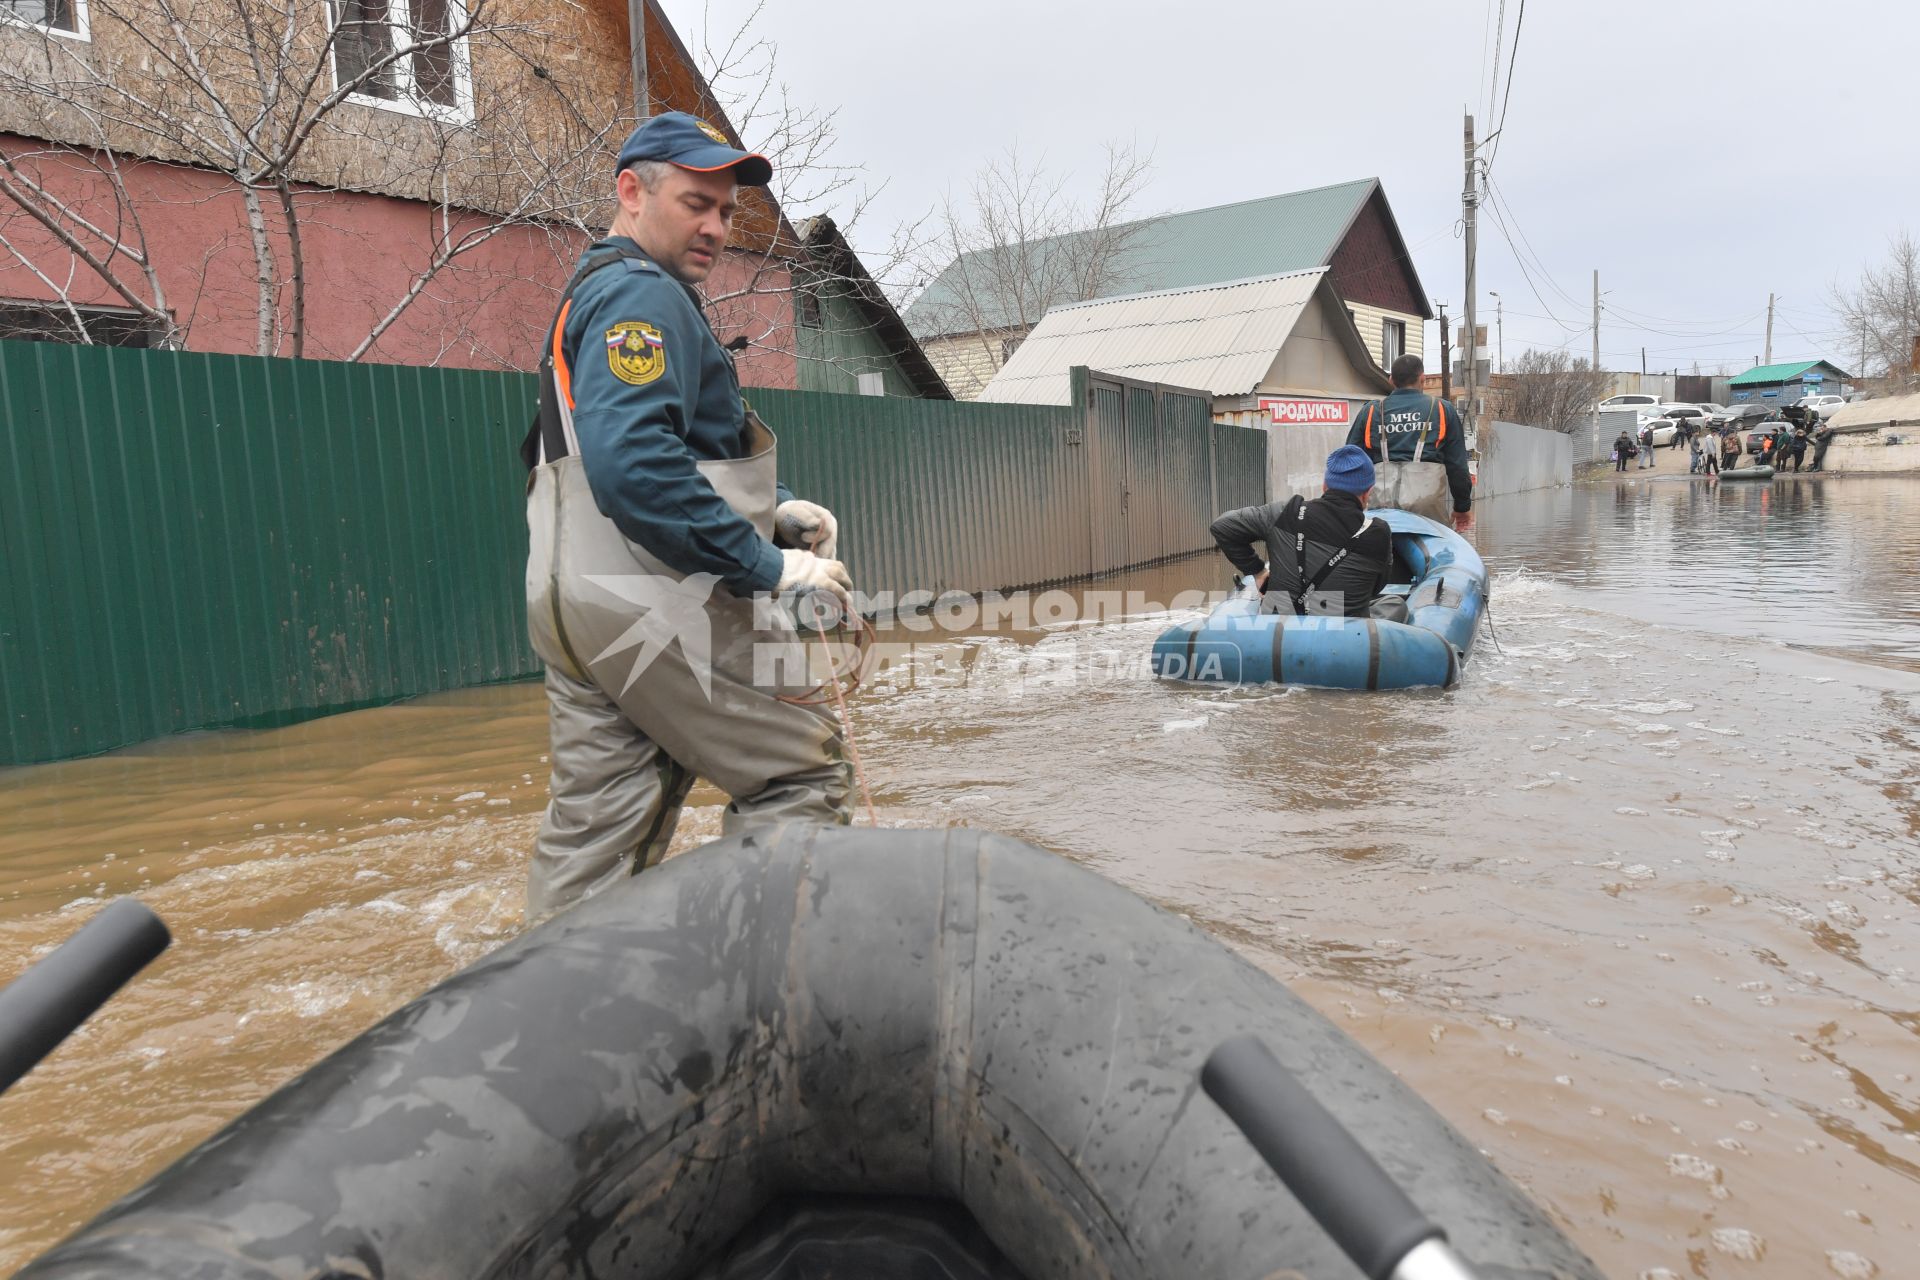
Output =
[{"x1": 1209, "y1": 445, "x2": 1396, "y2": 618}]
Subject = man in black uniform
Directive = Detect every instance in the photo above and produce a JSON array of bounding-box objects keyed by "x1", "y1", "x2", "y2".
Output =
[
  {"x1": 1208, "y1": 446, "x2": 1394, "y2": 618},
  {"x1": 1807, "y1": 420, "x2": 1837, "y2": 472}
]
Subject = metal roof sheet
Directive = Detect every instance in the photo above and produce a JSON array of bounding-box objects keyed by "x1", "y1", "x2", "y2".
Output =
[
  {"x1": 904, "y1": 180, "x2": 1379, "y2": 337},
  {"x1": 1727, "y1": 359, "x2": 1850, "y2": 386},
  {"x1": 976, "y1": 270, "x2": 1329, "y2": 406}
]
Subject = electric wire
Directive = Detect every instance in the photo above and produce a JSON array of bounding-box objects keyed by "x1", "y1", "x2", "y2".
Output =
[{"x1": 1487, "y1": 0, "x2": 1525, "y2": 174}]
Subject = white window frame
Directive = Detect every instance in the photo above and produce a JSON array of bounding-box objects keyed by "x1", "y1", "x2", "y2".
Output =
[
  {"x1": 0, "y1": 0, "x2": 91, "y2": 42},
  {"x1": 326, "y1": 0, "x2": 474, "y2": 125},
  {"x1": 1382, "y1": 317, "x2": 1407, "y2": 367}
]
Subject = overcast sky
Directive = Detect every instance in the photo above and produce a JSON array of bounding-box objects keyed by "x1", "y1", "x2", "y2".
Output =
[{"x1": 662, "y1": 0, "x2": 1914, "y2": 379}]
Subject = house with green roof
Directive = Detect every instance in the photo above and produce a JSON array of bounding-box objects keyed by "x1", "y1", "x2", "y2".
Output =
[
  {"x1": 903, "y1": 179, "x2": 1431, "y2": 399},
  {"x1": 1727, "y1": 360, "x2": 1852, "y2": 405}
]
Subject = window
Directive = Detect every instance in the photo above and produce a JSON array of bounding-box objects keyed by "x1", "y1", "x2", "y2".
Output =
[
  {"x1": 999, "y1": 333, "x2": 1023, "y2": 362},
  {"x1": 0, "y1": 300, "x2": 161, "y2": 347},
  {"x1": 330, "y1": 0, "x2": 471, "y2": 120},
  {"x1": 795, "y1": 289, "x2": 821, "y2": 329},
  {"x1": 1382, "y1": 318, "x2": 1406, "y2": 366},
  {"x1": 856, "y1": 371, "x2": 885, "y2": 397},
  {"x1": 0, "y1": 0, "x2": 87, "y2": 38}
]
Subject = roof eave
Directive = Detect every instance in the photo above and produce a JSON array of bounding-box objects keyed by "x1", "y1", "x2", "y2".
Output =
[
  {"x1": 802, "y1": 216, "x2": 954, "y2": 400},
  {"x1": 1325, "y1": 179, "x2": 1433, "y2": 321}
]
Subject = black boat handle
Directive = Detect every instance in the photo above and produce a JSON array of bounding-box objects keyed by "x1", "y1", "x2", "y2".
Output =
[
  {"x1": 1200, "y1": 1034, "x2": 1479, "y2": 1280},
  {"x1": 0, "y1": 897, "x2": 171, "y2": 1097}
]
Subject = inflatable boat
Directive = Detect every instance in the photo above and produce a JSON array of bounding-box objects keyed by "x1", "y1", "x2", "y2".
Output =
[
  {"x1": 23, "y1": 827, "x2": 1598, "y2": 1280},
  {"x1": 1150, "y1": 509, "x2": 1486, "y2": 690},
  {"x1": 1719, "y1": 464, "x2": 1775, "y2": 481}
]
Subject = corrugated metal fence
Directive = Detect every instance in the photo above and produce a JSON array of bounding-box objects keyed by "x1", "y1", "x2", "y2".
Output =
[{"x1": 0, "y1": 341, "x2": 1262, "y2": 765}]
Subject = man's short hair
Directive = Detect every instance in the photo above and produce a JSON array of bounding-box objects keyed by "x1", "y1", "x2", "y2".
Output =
[
  {"x1": 624, "y1": 159, "x2": 674, "y2": 193},
  {"x1": 1390, "y1": 354, "x2": 1423, "y2": 388}
]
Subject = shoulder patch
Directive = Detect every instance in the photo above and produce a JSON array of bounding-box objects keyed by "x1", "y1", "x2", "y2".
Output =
[{"x1": 605, "y1": 321, "x2": 666, "y2": 386}]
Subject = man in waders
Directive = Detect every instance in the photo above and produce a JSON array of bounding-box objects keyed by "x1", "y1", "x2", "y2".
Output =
[
  {"x1": 1345, "y1": 354, "x2": 1474, "y2": 531},
  {"x1": 521, "y1": 112, "x2": 853, "y2": 921}
]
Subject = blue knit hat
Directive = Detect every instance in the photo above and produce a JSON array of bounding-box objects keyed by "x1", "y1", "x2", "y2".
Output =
[{"x1": 1324, "y1": 445, "x2": 1376, "y2": 493}]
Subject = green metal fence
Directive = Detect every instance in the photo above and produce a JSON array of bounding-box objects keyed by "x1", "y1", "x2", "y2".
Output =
[{"x1": 0, "y1": 340, "x2": 1264, "y2": 765}]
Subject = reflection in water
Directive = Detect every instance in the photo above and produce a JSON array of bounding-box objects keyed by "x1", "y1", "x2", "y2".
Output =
[
  {"x1": 3, "y1": 478, "x2": 1920, "y2": 1278},
  {"x1": 1477, "y1": 476, "x2": 1920, "y2": 666}
]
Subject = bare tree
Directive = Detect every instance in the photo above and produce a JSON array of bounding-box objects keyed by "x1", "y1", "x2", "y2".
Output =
[
  {"x1": 0, "y1": 0, "x2": 621, "y2": 361},
  {"x1": 900, "y1": 143, "x2": 1157, "y2": 396},
  {"x1": 1830, "y1": 229, "x2": 1920, "y2": 390},
  {"x1": 680, "y1": 0, "x2": 929, "y2": 379},
  {"x1": 1506, "y1": 348, "x2": 1614, "y2": 432}
]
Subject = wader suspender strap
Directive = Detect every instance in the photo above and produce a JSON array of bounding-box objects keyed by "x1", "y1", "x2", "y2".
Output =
[
  {"x1": 520, "y1": 247, "x2": 653, "y2": 471},
  {"x1": 1285, "y1": 498, "x2": 1374, "y2": 616},
  {"x1": 1413, "y1": 396, "x2": 1437, "y2": 464},
  {"x1": 1372, "y1": 398, "x2": 1438, "y2": 465}
]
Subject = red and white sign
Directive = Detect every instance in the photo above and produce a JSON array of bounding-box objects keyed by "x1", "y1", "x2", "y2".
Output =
[{"x1": 1258, "y1": 397, "x2": 1351, "y2": 427}]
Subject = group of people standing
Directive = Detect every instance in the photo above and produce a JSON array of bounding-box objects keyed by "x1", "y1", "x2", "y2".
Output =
[{"x1": 1613, "y1": 409, "x2": 1838, "y2": 476}]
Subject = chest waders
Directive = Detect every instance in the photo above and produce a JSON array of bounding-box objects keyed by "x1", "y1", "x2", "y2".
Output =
[
  {"x1": 1361, "y1": 398, "x2": 1455, "y2": 524},
  {"x1": 521, "y1": 251, "x2": 849, "y2": 923},
  {"x1": 1258, "y1": 495, "x2": 1390, "y2": 619}
]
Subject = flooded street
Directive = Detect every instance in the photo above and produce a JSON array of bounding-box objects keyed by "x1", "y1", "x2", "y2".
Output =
[{"x1": 4, "y1": 474, "x2": 1919, "y2": 1279}]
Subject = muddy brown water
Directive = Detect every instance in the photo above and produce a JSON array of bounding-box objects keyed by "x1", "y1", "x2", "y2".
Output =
[{"x1": 3, "y1": 473, "x2": 1918, "y2": 1279}]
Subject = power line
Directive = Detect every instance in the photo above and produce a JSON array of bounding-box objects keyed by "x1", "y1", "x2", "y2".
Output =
[
  {"x1": 1487, "y1": 0, "x2": 1525, "y2": 173},
  {"x1": 1481, "y1": 198, "x2": 1582, "y2": 333},
  {"x1": 1598, "y1": 304, "x2": 1767, "y2": 340},
  {"x1": 1483, "y1": 176, "x2": 1583, "y2": 309}
]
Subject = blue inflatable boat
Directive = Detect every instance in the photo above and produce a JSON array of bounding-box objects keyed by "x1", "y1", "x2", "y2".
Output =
[{"x1": 1151, "y1": 509, "x2": 1487, "y2": 690}]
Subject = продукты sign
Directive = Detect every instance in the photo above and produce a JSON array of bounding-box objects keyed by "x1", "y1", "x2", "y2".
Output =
[{"x1": 1259, "y1": 398, "x2": 1352, "y2": 426}]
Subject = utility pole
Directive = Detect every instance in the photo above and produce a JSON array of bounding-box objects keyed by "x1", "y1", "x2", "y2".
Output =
[
  {"x1": 1641, "y1": 347, "x2": 1646, "y2": 377},
  {"x1": 1764, "y1": 292, "x2": 1775, "y2": 366},
  {"x1": 1437, "y1": 303, "x2": 1451, "y2": 402},
  {"x1": 1591, "y1": 269, "x2": 1601, "y2": 375},
  {"x1": 628, "y1": 0, "x2": 650, "y2": 119},
  {"x1": 1462, "y1": 114, "x2": 1479, "y2": 428}
]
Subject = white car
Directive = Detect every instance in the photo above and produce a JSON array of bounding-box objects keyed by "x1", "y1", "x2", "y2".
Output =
[
  {"x1": 1645, "y1": 404, "x2": 1710, "y2": 446},
  {"x1": 1795, "y1": 394, "x2": 1846, "y2": 421},
  {"x1": 1598, "y1": 393, "x2": 1662, "y2": 421}
]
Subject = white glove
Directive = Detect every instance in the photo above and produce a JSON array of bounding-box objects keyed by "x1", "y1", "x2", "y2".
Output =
[
  {"x1": 776, "y1": 548, "x2": 853, "y2": 609},
  {"x1": 775, "y1": 499, "x2": 838, "y2": 559}
]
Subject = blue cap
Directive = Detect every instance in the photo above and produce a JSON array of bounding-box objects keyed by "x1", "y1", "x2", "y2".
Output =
[
  {"x1": 615, "y1": 111, "x2": 772, "y2": 186},
  {"x1": 1324, "y1": 445, "x2": 1376, "y2": 493}
]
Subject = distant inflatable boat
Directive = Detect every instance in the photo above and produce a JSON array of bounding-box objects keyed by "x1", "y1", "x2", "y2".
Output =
[
  {"x1": 1150, "y1": 509, "x2": 1486, "y2": 690},
  {"x1": 23, "y1": 827, "x2": 1598, "y2": 1280}
]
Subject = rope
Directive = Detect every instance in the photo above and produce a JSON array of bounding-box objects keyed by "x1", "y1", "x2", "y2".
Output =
[{"x1": 777, "y1": 597, "x2": 878, "y2": 826}]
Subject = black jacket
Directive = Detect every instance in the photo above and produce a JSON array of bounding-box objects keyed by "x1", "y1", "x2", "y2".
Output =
[{"x1": 1210, "y1": 490, "x2": 1393, "y2": 617}]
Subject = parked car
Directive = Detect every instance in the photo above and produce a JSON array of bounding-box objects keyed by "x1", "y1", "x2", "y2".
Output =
[
  {"x1": 1644, "y1": 404, "x2": 1711, "y2": 446},
  {"x1": 1597, "y1": 393, "x2": 1664, "y2": 426},
  {"x1": 1721, "y1": 403, "x2": 1776, "y2": 431},
  {"x1": 1795, "y1": 393, "x2": 1846, "y2": 421},
  {"x1": 1744, "y1": 420, "x2": 1803, "y2": 456}
]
